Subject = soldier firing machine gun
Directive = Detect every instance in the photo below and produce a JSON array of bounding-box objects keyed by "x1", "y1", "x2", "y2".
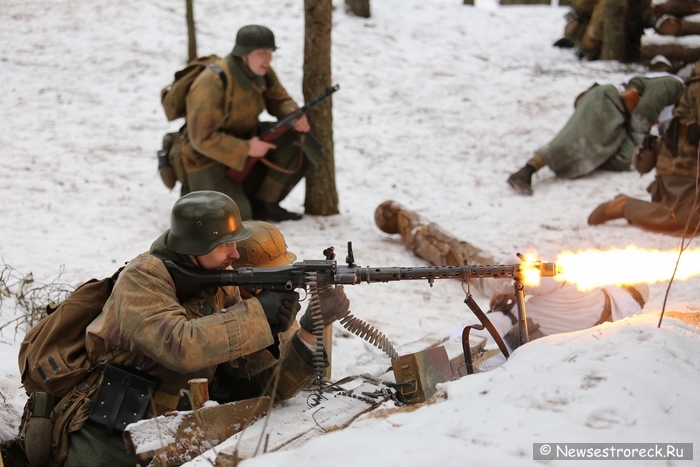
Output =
[{"x1": 165, "y1": 242, "x2": 556, "y2": 403}]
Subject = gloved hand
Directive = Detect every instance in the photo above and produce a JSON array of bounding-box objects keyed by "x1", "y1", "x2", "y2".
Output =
[
  {"x1": 299, "y1": 285, "x2": 351, "y2": 333},
  {"x1": 687, "y1": 123, "x2": 700, "y2": 146},
  {"x1": 256, "y1": 290, "x2": 301, "y2": 335}
]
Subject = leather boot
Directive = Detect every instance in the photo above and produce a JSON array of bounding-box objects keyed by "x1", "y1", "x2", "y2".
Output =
[
  {"x1": 507, "y1": 165, "x2": 536, "y2": 196},
  {"x1": 587, "y1": 195, "x2": 627, "y2": 225},
  {"x1": 253, "y1": 202, "x2": 303, "y2": 222}
]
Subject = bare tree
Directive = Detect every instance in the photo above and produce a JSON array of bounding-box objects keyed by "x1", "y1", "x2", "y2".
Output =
[
  {"x1": 345, "y1": 0, "x2": 370, "y2": 17},
  {"x1": 303, "y1": 0, "x2": 339, "y2": 216},
  {"x1": 186, "y1": 0, "x2": 197, "y2": 62}
]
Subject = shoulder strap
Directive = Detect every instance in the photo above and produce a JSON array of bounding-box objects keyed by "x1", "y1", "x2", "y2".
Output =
[
  {"x1": 206, "y1": 62, "x2": 231, "y2": 121},
  {"x1": 206, "y1": 63, "x2": 228, "y2": 94}
]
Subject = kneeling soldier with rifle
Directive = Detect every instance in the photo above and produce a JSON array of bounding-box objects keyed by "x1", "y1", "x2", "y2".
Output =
[{"x1": 182, "y1": 24, "x2": 336, "y2": 222}]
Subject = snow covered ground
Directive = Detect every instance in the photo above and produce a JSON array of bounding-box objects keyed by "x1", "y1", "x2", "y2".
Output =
[{"x1": 1, "y1": 0, "x2": 698, "y2": 464}]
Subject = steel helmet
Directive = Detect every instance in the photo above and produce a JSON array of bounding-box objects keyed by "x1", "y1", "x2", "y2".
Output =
[
  {"x1": 166, "y1": 191, "x2": 252, "y2": 255},
  {"x1": 231, "y1": 25, "x2": 277, "y2": 57},
  {"x1": 230, "y1": 221, "x2": 297, "y2": 268}
]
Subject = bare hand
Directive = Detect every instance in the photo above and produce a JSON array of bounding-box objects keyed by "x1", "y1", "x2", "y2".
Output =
[
  {"x1": 293, "y1": 114, "x2": 310, "y2": 133},
  {"x1": 248, "y1": 137, "x2": 277, "y2": 158}
]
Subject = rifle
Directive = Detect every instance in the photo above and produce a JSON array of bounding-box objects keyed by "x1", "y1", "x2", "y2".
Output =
[{"x1": 225, "y1": 84, "x2": 340, "y2": 184}]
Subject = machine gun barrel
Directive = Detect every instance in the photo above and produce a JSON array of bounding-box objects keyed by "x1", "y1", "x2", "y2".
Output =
[
  {"x1": 356, "y1": 262, "x2": 556, "y2": 284},
  {"x1": 164, "y1": 259, "x2": 556, "y2": 302}
]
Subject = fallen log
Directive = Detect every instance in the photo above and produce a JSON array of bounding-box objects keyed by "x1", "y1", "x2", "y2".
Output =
[
  {"x1": 374, "y1": 200, "x2": 495, "y2": 296},
  {"x1": 652, "y1": 0, "x2": 700, "y2": 18},
  {"x1": 655, "y1": 14, "x2": 700, "y2": 36},
  {"x1": 641, "y1": 42, "x2": 700, "y2": 63}
]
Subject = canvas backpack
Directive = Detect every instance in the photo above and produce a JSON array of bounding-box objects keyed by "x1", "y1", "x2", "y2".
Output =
[
  {"x1": 160, "y1": 54, "x2": 228, "y2": 121},
  {"x1": 17, "y1": 267, "x2": 124, "y2": 398},
  {"x1": 158, "y1": 55, "x2": 229, "y2": 189}
]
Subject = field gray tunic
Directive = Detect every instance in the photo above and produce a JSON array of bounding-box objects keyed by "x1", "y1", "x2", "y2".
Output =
[{"x1": 537, "y1": 76, "x2": 684, "y2": 179}]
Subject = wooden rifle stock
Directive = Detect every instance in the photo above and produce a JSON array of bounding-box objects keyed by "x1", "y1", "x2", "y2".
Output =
[{"x1": 225, "y1": 84, "x2": 340, "y2": 184}]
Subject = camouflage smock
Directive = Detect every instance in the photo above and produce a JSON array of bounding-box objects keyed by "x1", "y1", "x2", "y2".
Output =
[
  {"x1": 182, "y1": 54, "x2": 298, "y2": 173},
  {"x1": 84, "y1": 231, "x2": 316, "y2": 412},
  {"x1": 621, "y1": 72, "x2": 700, "y2": 235}
]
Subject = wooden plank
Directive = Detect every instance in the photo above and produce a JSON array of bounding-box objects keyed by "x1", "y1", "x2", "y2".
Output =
[
  {"x1": 182, "y1": 382, "x2": 391, "y2": 465},
  {"x1": 124, "y1": 396, "x2": 269, "y2": 467}
]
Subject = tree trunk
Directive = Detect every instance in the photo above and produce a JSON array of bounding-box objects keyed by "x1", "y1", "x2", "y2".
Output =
[
  {"x1": 186, "y1": 0, "x2": 197, "y2": 62},
  {"x1": 641, "y1": 42, "x2": 700, "y2": 62},
  {"x1": 345, "y1": 0, "x2": 370, "y2": 17},
  {"x1": 601, "y1": 0, "x2": 627, "y2": 61},
  {"x1": 655, "y1": 15, "x2": 700, "y2": 35},
  {"x1": 652, "y1": 0, "x2": 700, "y2": 18},
  {"x1": 303, "y1": 0, "x2": 339, "y2": 216}
]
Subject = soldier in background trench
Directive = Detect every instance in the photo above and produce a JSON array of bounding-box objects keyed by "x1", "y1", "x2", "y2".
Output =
[
  {"x1": 588, "y1": 62, "x2": 700, "y2": 236},
  {"x1": 506, "y1": 73, "x2": 684, "y2": 196},
  {"x1": 555, "y1": 0, "x2": 653, "y2": 61}
]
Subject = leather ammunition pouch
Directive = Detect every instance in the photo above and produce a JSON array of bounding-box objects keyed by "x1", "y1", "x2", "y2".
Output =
[
  {"x1": 664, "y1": 117, "x2": 680, "y2": 157},
  {"x1": 634, "y1": 148, "x2": 657, "y2": 175},
  {"x1": 87, "y1": 364, "x2": 160, "y2": 435}
]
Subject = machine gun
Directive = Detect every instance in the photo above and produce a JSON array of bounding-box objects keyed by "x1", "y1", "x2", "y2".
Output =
[
  {"x1": 164, "y1": 242, "x2": 556, "y2": 354},
  {"x1": 164, "y1": 242, "x2": 554, "y2": 301}
]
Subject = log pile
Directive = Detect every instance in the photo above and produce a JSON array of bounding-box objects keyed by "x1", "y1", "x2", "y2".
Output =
[{"x1": 643, "y1": 0, "x2": 700, "y2": 66}]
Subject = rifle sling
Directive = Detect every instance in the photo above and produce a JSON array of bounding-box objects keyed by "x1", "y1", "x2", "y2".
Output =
[
  {"x1": 226, "y1": 134, "x2": 305, "y2": 184},
  {"x1": 259, "y1": 133, "x2": 306, "y2": 174}
]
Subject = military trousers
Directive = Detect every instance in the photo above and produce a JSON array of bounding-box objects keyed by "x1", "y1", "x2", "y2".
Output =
[
  {"x1": 623, "y1": 174, "x2": 700, "y2": 236},
  {"x1": 63, "y1": 423, "x2": 149, "y2": 467},
  {"x1": 185, "y1": 130, "x2": 314, "y2": 220}
]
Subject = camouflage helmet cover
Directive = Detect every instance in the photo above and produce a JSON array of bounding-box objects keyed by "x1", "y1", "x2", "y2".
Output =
[
  {"x1": 230, "y1": 221, "x2": 297, "y2": 268},
  {"x1": 166, "y1": 191, "x2": 252, "y2": 256},
  {"x1": 232, "y1": 25, "x2": 277, "y2": 57}
]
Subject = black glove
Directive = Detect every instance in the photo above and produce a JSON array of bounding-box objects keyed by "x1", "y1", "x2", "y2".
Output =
[
  {"x1": 687, "y1": 123, "x2": 700, "y2": 146},
  {"x1": 299, "y1": 285, "x2": 351, "y2": 333},
  {"x1": 256, "y1": 290, "x2": 301, "y2": 335}
]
